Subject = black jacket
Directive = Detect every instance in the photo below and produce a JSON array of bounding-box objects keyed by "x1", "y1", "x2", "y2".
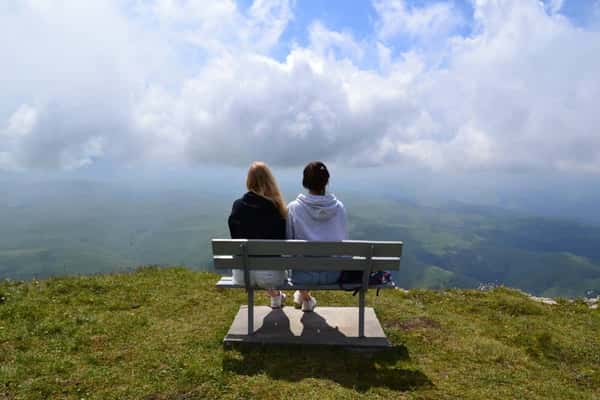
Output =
[{"x1": 228, "y1": 192, "x2": 286, "y2": 239}]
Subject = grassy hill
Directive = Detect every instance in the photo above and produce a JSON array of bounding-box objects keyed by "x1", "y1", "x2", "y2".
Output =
[{"x1": 1, "y1": 268, "x2": 599, "y2": 399}]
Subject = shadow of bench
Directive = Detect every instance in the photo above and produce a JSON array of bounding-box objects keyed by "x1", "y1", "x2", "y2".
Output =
[{"x1": 223, "y1": 343, "x2": 432, "y2": 392}]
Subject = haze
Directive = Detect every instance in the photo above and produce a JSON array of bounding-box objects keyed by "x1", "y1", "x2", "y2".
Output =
[{"x1": 1, "y1": 1, "x2": 600, "y2": 294}]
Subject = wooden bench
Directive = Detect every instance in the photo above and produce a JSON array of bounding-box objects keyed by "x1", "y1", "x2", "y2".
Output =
[{"x1": 213, "y1": 239, "x2": 403, "y2": 339}]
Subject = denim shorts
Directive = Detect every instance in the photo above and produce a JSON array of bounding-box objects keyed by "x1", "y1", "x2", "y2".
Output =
[{"x1": 291, "y1": 270, "x2": 340, "y2": 285}]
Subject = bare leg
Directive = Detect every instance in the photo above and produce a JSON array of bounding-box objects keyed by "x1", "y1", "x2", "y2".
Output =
[
  {"x1": 267, "y1": 289, "x2": 285, "y2": 309},
  {"x1": 300, "y1": 290, "x2": 311, "y2": 301},
  {"x1": 296, "y1": 289, "x2": 316, "y2": 311}
]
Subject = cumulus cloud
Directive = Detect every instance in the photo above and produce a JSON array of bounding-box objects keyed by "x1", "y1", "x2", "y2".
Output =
[
  {"x1": 0, "y1": 0, "x2": 599, "y2": 174},
  {"x1": 308, "y1": 22, "x2": 366, "y2": 61},
  {"x1": 545, "y1": 0, "x2": 564, "y2": 14},
  {"x1": 147, "y1": 0, "x2": 292, "y2": 53},
  {"x1": 4, "y1": 105, "x2": 38, "y2": 137},
  {"x1": 373, "y1": 0, "x2": 464, "y2": 41}
]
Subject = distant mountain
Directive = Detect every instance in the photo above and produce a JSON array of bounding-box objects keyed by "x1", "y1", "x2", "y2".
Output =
[
  {"x1": 344, "y1": 196, "x2": 600, "y2": 297},
  {"x1": 1, "y1": 181, "x2": 599, "y2": 297}
]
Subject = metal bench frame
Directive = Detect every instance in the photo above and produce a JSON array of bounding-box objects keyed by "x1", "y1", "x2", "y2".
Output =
[{"x1": 212, "y1": 239, "x2": 403, "y2": 338}]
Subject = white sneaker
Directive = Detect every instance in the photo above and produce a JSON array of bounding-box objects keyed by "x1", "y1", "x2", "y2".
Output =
[
  {"x1": 293, "y1": 290, "x2": 303, "y2": 309},
  {"x1": 302, "y1": 296, "x2": 317, "y2": 312},
  {"x1": 270, "y1": 292, "x2": 286, "y2": 309}
]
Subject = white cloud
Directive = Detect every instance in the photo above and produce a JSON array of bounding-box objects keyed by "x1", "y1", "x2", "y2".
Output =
[
  {"x1": 3, "y1": 105, "x2": 38, "y2": 138},
  {"x1": 308, "y1": 21, "x2": 365, "y2": 61},
  {"x1": 248, "y1": 0, "x2": 294, "y2": 51},
  {"x1": 545, "y1": 0, "x2": 564, "y2": 15},
  {"x1": 147, "y1": 0, "x2": 292, "y2": 53},
  {"x1": 373, "y1": 0, "x2": 464, "y2": 41},
  {"x1": 0, "y1": 0, "x2": 599, "y2": 175}
]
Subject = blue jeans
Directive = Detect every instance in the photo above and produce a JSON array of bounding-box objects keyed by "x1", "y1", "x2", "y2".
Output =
[{"x1": 291, "y1": 271, "x2": 340, "y2": 285}]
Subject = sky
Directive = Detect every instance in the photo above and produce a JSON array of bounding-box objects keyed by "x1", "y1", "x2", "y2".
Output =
[{"x1": 1, "y1": 0, "x2": 600, "y2": 180}]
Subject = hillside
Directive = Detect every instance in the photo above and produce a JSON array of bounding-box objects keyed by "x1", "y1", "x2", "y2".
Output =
[{"x1": 1, "y1": 268, "x2": 599, "y2": 400}]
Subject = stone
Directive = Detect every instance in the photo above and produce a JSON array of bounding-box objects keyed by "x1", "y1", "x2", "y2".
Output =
[
  {"x1": 224, "y1": 306, "x2": 391, "y2": 348},
  {"x1": 529, "y1": 296, "x2": 558, "y2": 305}
]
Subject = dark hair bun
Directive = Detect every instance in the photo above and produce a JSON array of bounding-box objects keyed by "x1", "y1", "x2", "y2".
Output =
[{"x1": 302, "y1": 161, "x2": 330, "y2": 194}]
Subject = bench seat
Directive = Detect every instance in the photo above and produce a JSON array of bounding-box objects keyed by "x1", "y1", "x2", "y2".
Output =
[{"x1": 216, "y1": 276, "x2": 396, "y2": 291}]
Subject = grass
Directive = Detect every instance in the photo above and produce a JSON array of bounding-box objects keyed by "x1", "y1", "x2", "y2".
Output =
[{"x1": 0, "y1": 267, "x2": 599, "y2": 399}]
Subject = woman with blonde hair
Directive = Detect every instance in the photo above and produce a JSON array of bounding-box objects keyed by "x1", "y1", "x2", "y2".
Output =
[{"x1": 228, "y1": 162, "x2": 287, "y2": 308}]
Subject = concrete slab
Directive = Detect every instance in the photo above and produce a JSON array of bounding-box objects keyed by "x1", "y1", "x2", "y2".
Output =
[{"x1": 224, "y1": 306, "x2": 391, "y2": 348}]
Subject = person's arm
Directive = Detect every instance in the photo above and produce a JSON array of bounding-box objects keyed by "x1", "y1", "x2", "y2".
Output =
[
  {"x1": 228, "y1": 201, "x2": 242, "y2": 239},
  {"x1": 285, "y1": 207, "x2": 294, "y2": 239},
  {"x1": 277, "y1": 214, "x2": 286, "y2": 239},
  {"x1": 339, "y1": 202, "x2": 348, "y2": 240}
]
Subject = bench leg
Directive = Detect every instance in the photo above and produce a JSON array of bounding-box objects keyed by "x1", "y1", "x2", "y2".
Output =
[
  {"x1": 358, "y1": 289, "x2": 365, "y2": 338},
  {"x1": 247, "y1": 287, "x2": 254, "y2": 336}
]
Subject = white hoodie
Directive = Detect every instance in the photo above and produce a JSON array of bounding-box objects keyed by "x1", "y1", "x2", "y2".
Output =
[{"x1": 286, "y1": 193, "x2": 347, "y2": 241}]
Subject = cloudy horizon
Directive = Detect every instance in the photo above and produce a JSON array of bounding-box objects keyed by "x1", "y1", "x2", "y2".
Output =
[{"x1": 1, "y1": 0, "x2": 599, "y2": 176}]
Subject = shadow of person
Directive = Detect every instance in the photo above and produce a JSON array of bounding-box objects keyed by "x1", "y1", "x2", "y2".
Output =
[
  {"x1": 299, "y1": 311, "x2": 348, "y2": 340},
  {"x1": 253, "y1": 309, "x2": 294, "y2": 338},
  {"x1": 223, "y1": 343, "x2": 431, "y2": 392}
]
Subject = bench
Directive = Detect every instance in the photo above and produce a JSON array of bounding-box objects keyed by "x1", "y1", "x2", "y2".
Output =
[{"x1": 212, "y1": 239, "x2": 403, "y2": 340}]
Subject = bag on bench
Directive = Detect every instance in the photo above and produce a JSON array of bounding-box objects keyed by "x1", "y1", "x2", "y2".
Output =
[{"x1": 338, "y1": 270, "x2": 395, "y2": 295}]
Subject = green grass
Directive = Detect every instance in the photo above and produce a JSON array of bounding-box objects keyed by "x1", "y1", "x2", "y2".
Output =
[{"x1": 1, "y1": 267, "x2": 599, "y2": 399}]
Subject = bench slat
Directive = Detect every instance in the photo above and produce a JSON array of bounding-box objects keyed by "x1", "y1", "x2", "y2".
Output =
[
  {"x1": 213, "y1": 255, "x2": 400, "y2": 271},
  {"x1": 212, "y1": 239, "x2": 402, "y2": 258},
  {"x1": 214, "y1": 256, "x2": 366, "y2": 271},
  {"x1": 216, "y1": 276, "x2": 396, "y2": 290}
]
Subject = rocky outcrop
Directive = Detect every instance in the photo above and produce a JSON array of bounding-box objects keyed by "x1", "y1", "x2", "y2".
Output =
[
  {"x1": 528, "y1": 295, "x2": 599, "y2": 309},
  {"x1": 528, "y1": 296, "x2": 558, "y2": 305}
]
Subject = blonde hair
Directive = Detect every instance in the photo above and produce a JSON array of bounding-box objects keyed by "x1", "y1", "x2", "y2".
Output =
[{"x1": 246, "y1": 161, "x2": 287, "y2": 218}]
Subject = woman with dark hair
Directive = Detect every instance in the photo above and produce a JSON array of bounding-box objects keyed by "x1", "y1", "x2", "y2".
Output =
[
  {"x1": 286, "y1": 161, "x2": 348, "y2": 311},
  {"x1": 228, "y1": 161, "x2": 287, "y2": 308}
]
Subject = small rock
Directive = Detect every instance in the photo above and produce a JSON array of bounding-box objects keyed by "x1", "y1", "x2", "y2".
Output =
[
  {"x1": 478, "y1": 282, "x2": 501, "y2": 291},
  {"x1": 583, "y1": 297, "x2": 599, "y2": 309},
  {"x1": 529, "y1": 296, "x2": 558, "y2": 305}
]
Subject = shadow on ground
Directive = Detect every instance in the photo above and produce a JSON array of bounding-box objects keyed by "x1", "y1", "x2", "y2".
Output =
[{"x1": 222, "y1": 343, "x2": 432, "y2": 392}]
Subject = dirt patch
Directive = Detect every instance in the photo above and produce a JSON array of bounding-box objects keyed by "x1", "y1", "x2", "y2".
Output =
[
  {"x1": 144, "y1": 391, "x2": 203, "y2": 400},
  {"x1": 390, "y1": 316, "x2": 441, "y2": 331},
  {"x1": 91, "y1": 335, "x2": 108, "y2": 352}
]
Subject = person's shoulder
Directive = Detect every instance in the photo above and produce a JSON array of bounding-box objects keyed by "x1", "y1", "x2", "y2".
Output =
[
  {"x1": 332, "y1": 196, "x2": 346, "y2": 217},
  {"x1": 287, "y1": 197, "x2": 301, "y2": 209},
  {"x1": 230, "y1": 195, "x2": 246, "y2": 212},
  {"x1": 233, "y1": 197, "x2": 244, "y2": 207},
  {"x1": 331, "y1": 194, "x2": 345, "y2": 209}
]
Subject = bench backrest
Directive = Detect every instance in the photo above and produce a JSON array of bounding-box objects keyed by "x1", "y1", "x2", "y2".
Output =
[{"x1": 212, "y1": 239, "x2": 403, "y2": 272}]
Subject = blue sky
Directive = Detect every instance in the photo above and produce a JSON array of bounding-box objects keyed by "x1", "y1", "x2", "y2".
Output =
[{"x1": 249, "y1": 0, "x2": 598, "y2": 60}]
